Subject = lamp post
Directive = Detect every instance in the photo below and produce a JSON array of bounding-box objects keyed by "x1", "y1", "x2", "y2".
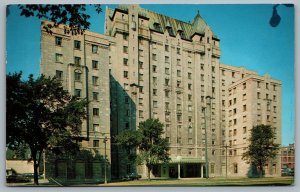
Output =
[
  {"x1": 103, "y1": 136, "x2": 108, "y2": 184},
  {"x1": 223, "y1": 144, "x2": 229, "y2": 178}
]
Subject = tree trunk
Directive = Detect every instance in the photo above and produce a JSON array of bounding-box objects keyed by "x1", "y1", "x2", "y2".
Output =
[
  {"x1": 32, "y1": 149, "x2": 39, "y2": 185},
  {"x1": 258, "y1": 164, "x2": 263, "y2": 178}
]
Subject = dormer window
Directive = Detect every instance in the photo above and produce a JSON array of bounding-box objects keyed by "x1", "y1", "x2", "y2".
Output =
[
  {"x1": 167, "y1": 27, "x2": 174, "y2": 36},
  {"x1": 179, "y1": 31, "x2": 185, "y2": 39},
  {"x1": 153, "y1": 22, "x2": 162, "y2": 31}
]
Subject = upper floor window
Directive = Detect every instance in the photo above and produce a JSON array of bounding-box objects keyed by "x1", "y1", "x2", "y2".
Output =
[
  {"x1": 55, "y1": 36, "x2": 62, "y2": 46},
  {"x1": 74, "y1": 40, "x2": 81, "y2": 49},
  {"x1": 74, "y1": 71, "x2": 81, "y2": 81},
  {"x1": 92, "y1": 44, "x2": 98, "y2": 53},
  {"x1": 55, "y1": 53, "x2": 63, "y2": 63},
  {"x1": 92, "y1": 60, "x2": 99, "y2": 69},
  {"x1": 74, "y1": 56, "x2": 81, "y2": 65}
]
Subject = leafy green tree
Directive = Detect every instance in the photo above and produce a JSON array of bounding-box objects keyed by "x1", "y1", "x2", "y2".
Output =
[
  {"x1": 6, "y1": 72, "x2": 87, "y2": 185},
  {"x1": 13, "y1": 4, "x2": 102, "y2": 35},
  {"x1": 115, "y1": 118, "x2": 170, "y2": 180},
  {"x1": 242, "y1": 124, "x2": 280, "y2": 178}
]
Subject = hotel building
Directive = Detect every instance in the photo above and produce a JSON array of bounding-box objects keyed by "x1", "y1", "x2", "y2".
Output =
[{"x1": 40, "y1": 4, "x2": 281, "y2": 181}]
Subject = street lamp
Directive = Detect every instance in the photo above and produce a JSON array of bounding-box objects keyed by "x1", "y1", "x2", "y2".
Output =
[{"x1": 103, "y1": 136, "x2": 108, "y2": 184}]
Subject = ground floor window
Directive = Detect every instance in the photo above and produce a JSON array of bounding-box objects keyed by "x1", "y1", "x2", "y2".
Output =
[{"x1": 233, "y1": 163, "x2": 238, "y2": 173}]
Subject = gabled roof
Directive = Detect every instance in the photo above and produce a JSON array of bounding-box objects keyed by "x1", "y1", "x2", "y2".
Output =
[{"x1": 109, "y1": 5, "x2": 218, "y2": 40}]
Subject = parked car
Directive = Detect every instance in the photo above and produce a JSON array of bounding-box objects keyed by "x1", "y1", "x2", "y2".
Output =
[
  {"x1": 6, "y1": 169, "x2": 31, "y2": 183},
  {"x1": 122, "y1": 172, "x2": 142, "y2": 181}
]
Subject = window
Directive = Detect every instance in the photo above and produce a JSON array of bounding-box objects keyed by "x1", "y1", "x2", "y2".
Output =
[
  {"x1": 125, "y1": 122, "x2": 129, "y2": 129},
  {"x1": 232, "y1": 72, "x2": 235, "y2": 78},
  {"x1": 139, "y1": 73, "x2": 143, "y2": 81},
  {"x1": 93, "y1": 92, "x2": 99, "y2": 101},
  {"x1": 243, "y1": 126, "x2": 247, "y2": 134},
  {"x1": 257, "y1": 81, "x2": 261, "y2": 88},
  {"x1": 201, "y1": 64, "x2": 204, "y2": 70},
  {"x1": 177, "y1": 70, "x2": 181, "y2": 77},
  {"x1": 93, "y1": 108, "x2": 99, "y2": 116},
  {"x1": 243, "y1": 82, "x2": 246, "y2": 89},
  {"x1": 92, "y1": 60, "x2": 99, "y2": 69},
  {"x1": 243, "y1": 105, "x2": 247, "y2": 111},
  {"x1": 188, "y1": 72, "x2": 192, "y2": 79},
  {"x1": 243, "y1": 93, "x2": 246, "y2": 100},
  {"x1": 74, "y1": 71, "x2": 81, "y2": 81},
  {"x1": 177, "y1": 47, "x2": 181, "y2": 54},
  {"x1": 165, "y1": 68, "x2": 170, "y2": 75},
  {"x1": 222, "y1": 69, "x2": 225, "y2": 76},
  {"x1": 188, "y1": 94, "x2": 192, "y2": 101},
  {"x1": 177, "y1": 59, "x2": 181, "y2": 65},
  {"x1": 123, "y1": 34, "x2": 128, "y2": 40},
  {"x1": 74, "y1": 89, "x2": 81, "y2": 97},
  {"x1": 243, "y1": 115, "x2": 247, "y2": 122},
  {"x1": 125, "y1": 96, "x2": 129, "y2": 104},
  {"x1": 123, "y1": 58, "x2": 128, "y2": 65},
  {"x1": 273, "y1": 106, "x2": 277, "y2": 113},
  {"x1": 257, "y1": 92, "x2": 261, "y2": 99},
  {"x1": 123, "y1": 46, "x2": 128, "y2": 53},
  {"x1": 153, "y1": 100, "x2": 158, "y2": 108},
  {"x1": 153, "y1": 65, "x2": 157, "y2": 72},
  {"x1": 139, "y1": 49, "x2": 143, "y2": 57},
  {"x1": 273, "y1": 95, "x2": 277, "y2": 102},
  {"x1": 55, "y1": 53, "x2": 63, "y2": 63},
  {"x1": 93, "y1": 124, "x2": 99, "y2": 132},
  {"x1": 233, "y1": 108, "x2": 237, "y2": 115},
  {"x1": 266, "y1": 83, "x2": 269, "y2": 89},
  {"x1": 92, "y1": 44, "x2": 98, "y2": 53},
  {"x1": 188, "y1": 105, "x2": 192, "y2": 112},
  {"x1": 165, "y1": 90, "x2": 170, "y2": 98},
  {"x1": 92, "y1": 76, "x2": 99, "y2": 85},
  {"x1": 177, "y1": 81, "x2": 181, "y2": 87},
  {"x1": 139, "y1": 98, "x2": 143, "y2": 106},
  {"x1": 257, "y1": 103, "x2": 261, "y2": 110},
  {"x1": 153, "y1": 89, "x2": 157, "y2": 96},
  {"x1": 212, "y1": 66, "x2": 215, "y2": 73},
  {"x1": 139, "y1": 110, "x2": 144, "y2": 118},
  {"x1": 233, "y1": 98, "x2": 237, "y2": 104},
  {"x1": 188, "y1": 61, "x2": 192, "y2": 68},
  {"x1": 165, "y1": 44, "x2": 169, "y2": 52},
  {"x1": 93, "y1": 140, "x2": 99, "y2": 147},
  {"x1": 153, "y1": 77, "x2": 157, "y2": 84},
  {"x1": 273, "y1": 84, "x2": 277, "y2": 91},
  {"x1": 139, "y1": 61, "x2": 143, "y2": 69},
  {"x1": 124, "y1": 83, "x2": 128, "y2": 91},
  {"x1": 165, "y1": 78, "x2": 169, "y2": 86},
  {"x1": 55, "y1": 36, "x2": 62, "y2": 46},
  {"x1": 123, "y1": 71, "x2": 128, "y2": 78},
  {"x1": 165, "y1": 56, "x2": 169, "y2": 63},
  {"x1": 188, "y1": 138, "x2": 193, "y2": 144},
  {"x1": 74, "y1": 56, "x2": 81, "y2": 65},
  {"x1": 188, "y1": 83, "x2": 192, "y2": 90},
  {"x1": 55, "y1": 70, "x2": 63, "y2": 80},
  {"x1": 152, "y1": 53, "x2": 157, "y2": 61},
  {"x1": 233, "y1": 163, "x2": 238, "y2": 173},
  {"x1": 74, "y1": 40, "x2": 81, "y2": 49}
]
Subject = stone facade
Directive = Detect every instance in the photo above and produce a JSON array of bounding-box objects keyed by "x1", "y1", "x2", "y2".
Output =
[
  {"x1": 281, "y1": 144, "x2": 295, "y2": 169},
  {"x1": 40, "y1": 5, "x2": 282, "y2": 180},
  {"x1": 40, "y1": 21, "x2": 111, "y2": 182}
]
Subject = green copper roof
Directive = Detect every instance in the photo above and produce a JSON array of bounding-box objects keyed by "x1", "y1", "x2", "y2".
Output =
[{"x1": 110, "y1": 5, "x2": 218, "y2": 40}]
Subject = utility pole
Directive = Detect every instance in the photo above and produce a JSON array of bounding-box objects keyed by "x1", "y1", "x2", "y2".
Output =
[
  {"x1": 202, "y1": 107, "x2": 209, "y2": 179},
  {"x1": 103, "y1": 136, "x2": 108, "y2": 184}
]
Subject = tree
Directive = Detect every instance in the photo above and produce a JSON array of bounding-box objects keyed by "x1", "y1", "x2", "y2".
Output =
[
  {"x1": 6, "y1": 72, "x2": 87, "y2": 185},
  {"x1": 15, "y1": 4, "x2": 102, "y2": 35},
  {"x1": 115, "y1": 118, "x2": 170, "y2": 180},
  {"x1": 242, "y1": 124, "x2": 280, "y2": 178}
]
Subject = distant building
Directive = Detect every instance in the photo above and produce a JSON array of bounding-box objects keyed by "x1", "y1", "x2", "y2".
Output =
[
  {"x1": 281, "y1": 144, "x2": 295, "y2": 169},
  {"x1": 40, "y1": 4, "x2": 282, "y2": 180}
]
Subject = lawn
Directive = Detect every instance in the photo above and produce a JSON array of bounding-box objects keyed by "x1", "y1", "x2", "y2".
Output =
[{"x1": 100, "y1": 177, "x2": 294, "y2": 186}]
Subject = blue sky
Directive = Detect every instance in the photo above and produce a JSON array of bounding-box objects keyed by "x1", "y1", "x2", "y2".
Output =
[{"x1": 6, "y1": 4, "x2": 294, "y2": 146}]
